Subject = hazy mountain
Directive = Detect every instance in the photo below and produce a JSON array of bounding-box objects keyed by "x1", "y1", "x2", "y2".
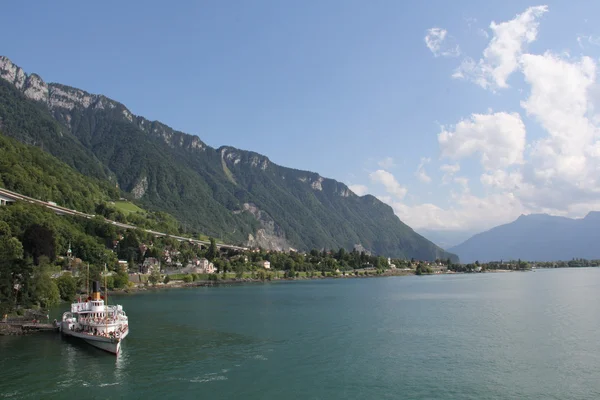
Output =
[
  {"x1": 448, "y1": 213, "x2": 600, "y2": 263},
  {"x1": 416, "y1": 229, "x2": 476, "y2": 250},
  {"x1": 0, "y1": 56, "x2": 457, "y2": 262}
]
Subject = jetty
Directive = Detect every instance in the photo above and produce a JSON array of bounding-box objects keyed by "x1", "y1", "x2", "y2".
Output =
[{"x1": 0, "y1": 321, "x2": 59, "y2": 335}]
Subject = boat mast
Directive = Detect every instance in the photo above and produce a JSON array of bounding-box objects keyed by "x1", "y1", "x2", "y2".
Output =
[{"x1": 104, "y1": 263, "x2": 108, "y2": 332}]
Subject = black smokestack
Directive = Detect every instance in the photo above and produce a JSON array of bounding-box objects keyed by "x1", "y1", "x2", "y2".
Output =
[{"x1": 93, "y1": 281, "x2": 100, "y2": 293}]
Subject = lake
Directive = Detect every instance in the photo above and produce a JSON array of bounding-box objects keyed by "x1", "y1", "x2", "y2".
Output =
[{"x1": 2, "y1": 268, "x2": 600, "y2": 399}]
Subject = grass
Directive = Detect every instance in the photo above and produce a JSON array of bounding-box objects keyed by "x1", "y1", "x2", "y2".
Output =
[{"x1": 113, "y1": 200, "x2": 145, "y2": 215}]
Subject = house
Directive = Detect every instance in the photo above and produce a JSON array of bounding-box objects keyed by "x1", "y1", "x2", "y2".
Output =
[
  {"x1": 198, "y1": 258, "x2": 216, "y2": 274},
  {"x1": 141, "y1": 257, "x2": 160, "y2": 274},
  {"x1": 261, "y1": 260, "x2": 271, "y2": 269},
  {"x1": 118, "y1": 260, "x2": 129, "y2": 271}
]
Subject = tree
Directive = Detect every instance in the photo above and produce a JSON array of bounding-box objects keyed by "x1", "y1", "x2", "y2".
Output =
[
  {"x1": 56, "y1": 273, "x2": 77, "y2": 301},
  {"x1": 31, "y1": 264, "x2": 60, "y2": 308},
  {"x1": 235, "y1": 264, "x2": 245, "y2": 279},
  {"x1": 113, "y1": 268, "x2": 129, "y2": 289},
  {"x1": 206, "y1": 237, "x2": 218, "y2": 261},
  {"x1": 22, "y1": 224, "x2": 56, "y2": 264},
  {"x1": 257, "y1": 269, "x2": 266, "y2": 281},
  {"x1": 148, "y1": 268, "x2": 161, "y2": 286},
  {"x1": 213, "y1": 258, "x2": 224, "y2": 273},
  {"x1": 117, "y1": 231, "x2": 142, "y2": 263},
  {"x1": 0, "y1": 224, "x2": 28, "y2": 314}
]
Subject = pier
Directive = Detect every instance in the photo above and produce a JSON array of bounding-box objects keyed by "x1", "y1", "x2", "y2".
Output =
[{"x1": 0, "y1": 321, "x2": 59, "y2": 335}]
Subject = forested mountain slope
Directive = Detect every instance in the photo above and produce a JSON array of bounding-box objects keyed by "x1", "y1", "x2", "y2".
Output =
[{"x1": 0, "y1": 56, "x2": 457, "y2": 261}]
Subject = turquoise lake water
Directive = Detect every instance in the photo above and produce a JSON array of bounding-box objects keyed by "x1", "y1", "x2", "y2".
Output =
[{"x1": 2, "y1": 268, "x2": 600, "y2": 399}]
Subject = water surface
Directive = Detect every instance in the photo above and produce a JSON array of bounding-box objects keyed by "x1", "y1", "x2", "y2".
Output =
[{"x1": 2, "y1": 268, "x2": 600, "y2": 399}]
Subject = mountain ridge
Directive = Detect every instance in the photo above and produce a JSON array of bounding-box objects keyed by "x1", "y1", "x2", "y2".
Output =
[
  {"x1": 0, "y1": 55, "x2": 457, "y2": 262},
  {"x1": 449, "y1": 213, "x2": 600, "y2": 263}
]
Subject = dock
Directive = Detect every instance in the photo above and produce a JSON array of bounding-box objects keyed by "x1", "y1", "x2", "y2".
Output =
[
  {"x1": 20, "y1": 323, "x2": 58, "y2": 332},
  {"x1": 0, "y1": 321, "x2": 59, "y2": 335}
]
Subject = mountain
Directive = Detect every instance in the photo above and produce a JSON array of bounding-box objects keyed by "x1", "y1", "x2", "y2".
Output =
[
  {"x1": 0, "y1": 55, "x2": 457, "y2": 262},
  {"x1": 416, "y1": 229, "x2": 476, "y2": 250},
  {"x1": 448, "y1": 213, "x2": 600, "y2": 263}
]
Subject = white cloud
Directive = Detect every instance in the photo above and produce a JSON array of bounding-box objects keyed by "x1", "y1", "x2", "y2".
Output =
[
  {"x1": 453, "y1": 176, "x2": 470, "y2": 192},
  {"x1": 438, "y1": 111, "x2": 526, "y2": 170},
  {"x1": 440, "y1": 163, "x2": 460, "y2": 184},
  {"x1": 378, "y1": 156, "x2": 396, "y2": 169},
  {"x1": 369, "y1": 170, "x2": 407, "y2": 200},
  {"x1": 577, "y1": 35, "x2": 600, "y2": 49},
  {"x1": 425, "y1": 27, "x2": 461, "y2": 58},
  {"x1": 367, "y1": 6, "x2": 600, "y2": 234},
  {"x1": 440, "y1": 163, "x2": 460, "y2": 174},
  {"x1": 349, "y1": 184, "x2": 369, "y2": 196},
  {"x1": 518, "y1": 51, "x2": 600, "y2": 209},
  {"x1": 453, "y1": 5, "x2": 548, "y2": 90},
  {"x1": 415, "y1": 157, "x2": 432, "y2": 183},
  {"x1": 480, "y1": 169, "x2": 523, "y2": 191},
  {"x1": 377, "y1": 191, "x2": 525, "y2": 231}
]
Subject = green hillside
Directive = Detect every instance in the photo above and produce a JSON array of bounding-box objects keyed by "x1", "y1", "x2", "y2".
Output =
[
  {"x1": 0, "y1": 132, "x2": 118, "y2": 212},
  {"x1": 0, "y1": 56, "x2": 458, "y2": 262}
]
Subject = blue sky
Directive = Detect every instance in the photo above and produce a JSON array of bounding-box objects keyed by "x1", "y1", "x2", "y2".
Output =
[{"x1": 4, "y1": 0, "x2": 600, "y2": 245}]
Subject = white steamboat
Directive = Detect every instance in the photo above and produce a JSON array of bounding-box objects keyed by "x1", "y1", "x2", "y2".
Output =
[{"x1": 60, "y1": 281, "x2": 129, "y2": 355}]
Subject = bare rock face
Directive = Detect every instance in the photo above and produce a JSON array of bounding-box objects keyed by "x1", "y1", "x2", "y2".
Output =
[
  {"x1": 0, "y1": 56, "x2": 26, "y2": 89},
  {"x1": 131, "y1": 176, "x2": 148, "y2": 199},
  {"x1": 23, "y1": 74, "x2": 48, "y2": 103},
  {"x1": 241, "y1": 203, "x2": 290, "y2": 251},
  {"x1": 311, "y1": 177, "x2": 323, "y2": 191},
  {"x1": 48, "y1": 85, "x2": 94, "y2": 110}
]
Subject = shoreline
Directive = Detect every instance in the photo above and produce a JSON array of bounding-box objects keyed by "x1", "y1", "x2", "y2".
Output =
[
  {"x1": 109, "y1": 270, "x2": 416, "y2": 296},
  {"x1": 109, "y1": 268, "x2": 522, "y2": 296}
]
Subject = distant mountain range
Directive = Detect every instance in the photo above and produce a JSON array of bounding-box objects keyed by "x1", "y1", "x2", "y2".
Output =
[
  {"x1": 415, "y1": 229, "x2": 476, "y2": 250},
  {"x1": 448, "y1": 213, "x2": 600, "y2": 263},
  {"x1": 0, "y1": 56, "x2": 457, "y2": 262}
]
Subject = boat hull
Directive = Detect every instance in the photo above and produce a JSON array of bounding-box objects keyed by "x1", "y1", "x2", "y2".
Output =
[
  {"x1": 61, "y1": 328, "x2": 127, "y2": 355},
  {"x1": 83, "y1": 338, "x2": 121, "y2": 354}
]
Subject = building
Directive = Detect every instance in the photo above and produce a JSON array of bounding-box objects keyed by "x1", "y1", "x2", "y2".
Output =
[
  {"x1": 141, "y1": 257, "x2": 161, "y2": 274},
  {"x1": 261, "y1": 260, "x2": 271, "y2": 269},
  {"x1": 198, "y1": 258, "x2": 216, "y2": 274}
]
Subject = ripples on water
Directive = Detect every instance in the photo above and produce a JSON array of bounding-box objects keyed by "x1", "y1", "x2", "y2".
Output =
[{"x1": 3, "y1": 269, "x2": 600, "y2": 399}]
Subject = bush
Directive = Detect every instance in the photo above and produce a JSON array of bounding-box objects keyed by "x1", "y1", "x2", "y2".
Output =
[
  {"x1": 182, "y1": 274, "x2": 193, "y2": 283},
  {"x1": 163, "y1": 275, "x2": 170, "y2": 284}
]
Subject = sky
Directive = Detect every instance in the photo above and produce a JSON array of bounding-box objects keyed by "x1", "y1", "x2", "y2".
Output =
[{"x1": 4, "y1": 0, "x2": 600, "y2": 244}]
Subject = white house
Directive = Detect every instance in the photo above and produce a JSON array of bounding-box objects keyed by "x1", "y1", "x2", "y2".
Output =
[
  {"x1": 261, "y1": 260, "x2": 271, "y2": 269},
  {"x1": 198, "y1": 258, "x2": 216, "y2": 274}
]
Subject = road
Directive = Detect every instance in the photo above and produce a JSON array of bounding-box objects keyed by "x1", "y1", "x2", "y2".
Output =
[{"x1": 0, "y1": 187, "x2": 248, "y2": 251}]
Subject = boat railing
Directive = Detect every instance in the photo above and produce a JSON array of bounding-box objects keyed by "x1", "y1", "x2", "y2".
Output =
[{"x1": 78, "y1": 317, "x2": 121, "y2": 326}]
